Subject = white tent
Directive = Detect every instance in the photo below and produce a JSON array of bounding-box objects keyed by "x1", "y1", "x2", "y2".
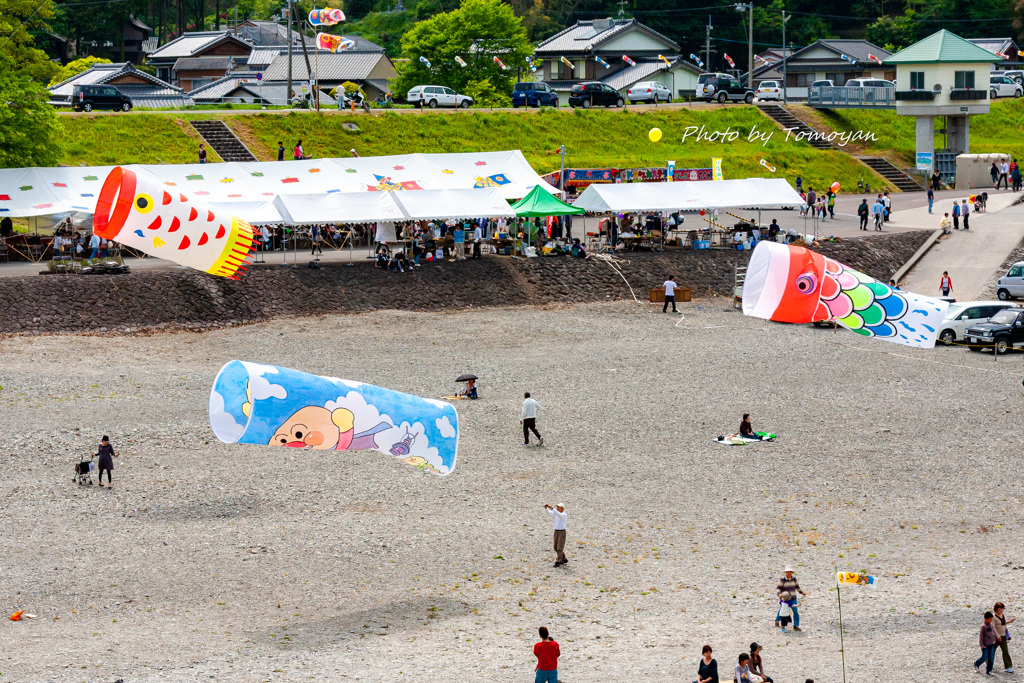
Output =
[
  {"x1": 571, "y1": 179, "x2": 806, "y2": 214},
  {"x1": 208, "y1": 201, "x2": 284, "y2": 225},
  {"x1": 0, "y1": 151, "x2": 558, "y2": 219},
  {"x1": 273, "y1": 192, "x2": 405, "y2": 225},
  {"x1": 392, "y1": 189, "x2": 514, "y2": 221}
]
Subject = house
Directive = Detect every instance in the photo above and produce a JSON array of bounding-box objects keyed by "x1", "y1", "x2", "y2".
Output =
[
  {"x1": 147, "y1": 31, "x2": 253, "y2": 88},
  {"x1": 232, "y1": 20, "x2": 303, "y2": 47},
  {"x1": 259, "y1": 49, "x2": 397, "y2": 100},
  {"x1": 968, "y1": 37, "x2": 1020, "y2": 69},
  {"x1": 190, "y1": 72, "x2": 336, "y2": 106},
  {"x1": 752, "y1": 39, "x2": 892, "y2": 99},
  {"x1": 533, "y1": 18, "x2": 697, "y2": 104},
  {"x1": 885, "y1": 29, "x2": 996, "y2": 171},
  {"x1": 48, "y1": 62, "x2": 193, "y2": 109}
]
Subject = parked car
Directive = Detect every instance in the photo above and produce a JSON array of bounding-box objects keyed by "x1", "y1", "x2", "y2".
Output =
[
  {"x1": 937, "y1": 300, "x2": 1020, "y2": 345},
  {"x1": 845, "y1": 78, "x2": 895, "y2": 88},
  {"x1": 965, "y1": 307, "x2": 1024, "y2": 353},
  {"x1": 996, "y1": 261, "x2": 1024, "y2": 300},
  {"x1": 1001, "y1": 70, "x2": 1024, "y2": 85},
  {"x1": 627, "y1": 81, "x2": 671, "y2": 104},
  {"x1": 696, "y1": 72, "x2": 731, "y2": 98},
  {"x1": 755, "y1": 80, "x2": 782, "y2": 100},
  {"x1": 810, "y1": 79, "x2": 834, "y2": 89},
  {"x1": 72, "y1": 84, "x2": 133, "y2": 112},
  {"x1": 989, "y1": 74, "x2": 1023, "y2": 98},
  {"x1": 512, "y1": 81, "x2": 559, "y2": 108},
  {"x1": 405, "y1": 85, "x2": 474, "y2": 108},
  {"x1": 568, "y1": 82, "x2": 624, "y2": 108},
  {"x1": 700, "y1": 75, "x2": 754, "y2": 103}
]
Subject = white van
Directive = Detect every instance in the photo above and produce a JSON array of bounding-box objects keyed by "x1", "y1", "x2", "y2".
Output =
[{"x1": 997, "y1": 262, "x2": 1024, "y2": 300}]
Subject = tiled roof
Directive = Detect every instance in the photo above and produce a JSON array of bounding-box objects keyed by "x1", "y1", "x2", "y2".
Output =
[
  {"x1": 969, "y1": 38, "x2": 1017, "y2": 57},
  {"x1": 173, "y1": 56, "x2": 234, "y2": 72},
  {"x1": 112, "y1": 84, "x2": 194, "y2": 109},
  {"x1": 48, "y1": 62, "x2": 180, "y2": 97},
  {"x1": 148, "y1": 31, "x2": 251, "y2": 60},
  {"x1": 233, "y1": 21, "x2": 301, "y2": 47},
  {"x1": 535, "y1": 18, "x2": 679, "y2": 55},
  {"x1": 190, "y1": 72, "x2": 263, "y2": 100},
  {"x1": 601, "y1": 61, "x2": 664, "y2": 90},
  {"x1": 261, "y1": 50, "x2": 389, "y2": 81},
  {"x1": 247, "y1": 47, "x2": 284, "y2": 68},
  {"x1": 752, "y1": 39, "x2": 891, "y2": 78},
  {"x1": 816, "y1": 39, "x2": 891, "y2": 64},
  {"x1": 886, "y1": 30, "x2": 1001, "y2": 64}
]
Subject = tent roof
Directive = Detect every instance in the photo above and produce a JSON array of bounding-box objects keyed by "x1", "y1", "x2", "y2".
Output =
[
  {"x1": 273, "y1": 188, "x2": 514, "y2": 224},
  {"x1": 511, "y1": 184, "x2": 585, "y2": 217},
  {"x1": 571, "y1": 179, "x2": 805, "y2": 213}
]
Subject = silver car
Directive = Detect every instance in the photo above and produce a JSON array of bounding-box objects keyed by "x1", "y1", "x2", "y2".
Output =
[
  {"x1": 756, "y1": 80, "x2": 782, "y2": 101},
  {"x1": 627, "y1": 81, "x2": 672, "y2": 104},
  {"x1": 997, "y1": 262, "x2": 1024, "y2": 300},
  {"x1": 938, "y1": 300, "x2": 1020, "y2": 344},
  {"x1": 406, "y1": 85, "x2": 474, "y2": 108},
  {"x1": 990, "y1": 75, "x2": 1023, "y2": 98}
]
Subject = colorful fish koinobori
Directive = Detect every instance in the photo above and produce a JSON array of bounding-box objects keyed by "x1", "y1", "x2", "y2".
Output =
[
  {"x1": 209, "y1": 361, "x2": 458, "y2": 476},
  {"x1": 742, "y1": 241, "x2": 950, "y2": 348},
  {"x1": 837, "y1": 572, "x2": 877, "y2": 585},
  {"x1": 94, "y1": 166, "x2": 256, "y2": 278},
  {"x1": 316, "y1": 33, "x2": 354, "y2": 52},
  {"x1": 308, "y1": 7, "x2": 345, "y2": 25}
]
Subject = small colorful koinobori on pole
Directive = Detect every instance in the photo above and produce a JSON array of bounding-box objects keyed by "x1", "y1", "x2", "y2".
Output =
[
  {"x1": 622, "y1": 54, "x2": 636, "y2": 67},
  {"x1": 316, "y1": 33, "x2": 354, "y2": 52},
  {"x1": 724, "y1": 53, "x2": 736, "y2": 68},
  {"x1": 493, "y1": 56, "x2": 507, "y2": 70},
  {"x1": 308, "y1": 7, "x2": 345, "y2": 24},
  {"x1": 455, "y1": 55, "x2": 467, "y2": 67},
  {"x1": 835, "y1": 571, "x2": 877, "y2": 683},
  {"x1": 93, "y1": 167, "x2": 256, "y2": 279},
  {"x1": 419, "y1": 55, "x2": 432, "y2": 69}
]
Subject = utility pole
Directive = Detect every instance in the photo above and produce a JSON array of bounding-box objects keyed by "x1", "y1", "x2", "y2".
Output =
[
  {"x1": 705, "y1": 16, "x2": 713, "y2": 71},
  {"x1": 781, "y1": 10, "x2": 791, "y2": 103},
  {"x1": 559, "y1": 145, "x2": 566, "y2": 192},
  {"x1": 748, "y1": 1, "x2": 754, "y2": 88},
  {"x1": 286, "y1": 1, "x2": 292, "y2": 109}
]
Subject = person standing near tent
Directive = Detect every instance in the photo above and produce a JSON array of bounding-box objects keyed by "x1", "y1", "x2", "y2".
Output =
[
  {"x1": 663, "y1": 275, "x2": 680, "y2": 313},
  {"x1": 472, "y1": 221, "x2": 482, "y2": 259},
  {"x1": 521, "y1": 392, "x2": 543, "y2": 446},
  {"x1": 564, "y1": 214, "x2": 573, "y2": 244},
  {"x1": 198, "y1": 143, "x2": 207, "y2": 164}
]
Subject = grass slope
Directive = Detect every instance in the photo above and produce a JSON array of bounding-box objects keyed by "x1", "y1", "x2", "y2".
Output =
[
  {"x1": 232, "y1": 107, "x2": 888, "y2": 190},
  {"x1": 62, "y1": 115, "x2": 220, "y2": 165}
]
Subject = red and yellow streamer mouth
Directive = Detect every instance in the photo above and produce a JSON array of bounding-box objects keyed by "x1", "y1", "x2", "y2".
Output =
[
  {"x1": 206, "y1": 216, "x2": 257, "y2": 279},
  {"x1": 94, "y1": 167, "x2": 136, "y2": 240}
]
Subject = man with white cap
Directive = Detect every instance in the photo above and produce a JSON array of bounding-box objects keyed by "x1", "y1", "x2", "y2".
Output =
[
  {"x1": 544, "y1": 503, "x2": 568, "y2": 567},
  {"x1": 775, "y1": 565, "x2": 806, "y2": 631}
]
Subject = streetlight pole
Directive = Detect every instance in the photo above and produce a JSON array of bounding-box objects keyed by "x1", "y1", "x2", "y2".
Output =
[
  {"x1": 734, "y1": 3, "x2": 754, "y2": 88},
  {"x1": 559, "y1": 144, "x2": 566, "y2": 194},
  {"x1": 782, "y1": 10, "x2": 791, "y2": 103},
  {"x1": 286, "y1": 0, "x2": 293, "y2": 109}
]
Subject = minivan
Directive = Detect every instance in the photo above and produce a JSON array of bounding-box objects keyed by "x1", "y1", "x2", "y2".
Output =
[
  {"x1": 73, "y1": 84, "x2": 133, "y2": 112},
  {"x1": 512, "y1": 82, "x2": 559, "y2": 107}
]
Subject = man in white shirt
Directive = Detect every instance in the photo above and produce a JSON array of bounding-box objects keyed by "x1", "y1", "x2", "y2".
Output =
[
  {"x1": 882, "y1": 191, "x2": 891, "y2": 222},
  {"x1": 999, "y1": 160, "x2": 1010, "y2": 190},
  {"x1": 521, "y1": 392, "x2": 543, "y2": 446},
  {"x1": 663, "y1": 275, "x2": 680, "y2": 313},
  {"x1": 473, "y1": 222, "x2": 482, "y2": 259},
  {"x1": 544, "y1": 503, "x2": 568, "y2": 567}
]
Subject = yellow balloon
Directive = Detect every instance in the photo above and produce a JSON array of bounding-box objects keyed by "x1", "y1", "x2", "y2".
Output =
[{"x1": 648, "y1": 128, "x2": 663, "y2": 142}]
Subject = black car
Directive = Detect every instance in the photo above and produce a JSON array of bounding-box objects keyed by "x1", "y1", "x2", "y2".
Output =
[
  {"x1": 73, "y1": 84, "x2": 133, "y2": 112},
  {"x1": 568, "y1": 82, "x2": 624, "y2": 109},
  {"x1": 964, "y1": 307, "x2": 1024, "y2": 354},
  {"x1": 700, "y1": 76, "x2": 754, "y2": 104}
]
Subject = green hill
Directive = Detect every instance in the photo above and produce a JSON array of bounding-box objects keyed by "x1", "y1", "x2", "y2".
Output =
[{"x1": 61, "y1": 107, "x2": 893, "y2": 191}]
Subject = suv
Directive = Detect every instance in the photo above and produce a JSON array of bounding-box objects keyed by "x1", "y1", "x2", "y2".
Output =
[
  {"x1": 965, "y1": 307, "x2": 1024, "y2": 353},
  {"x1": 73, "y1": 84, "x2": 133, "y2": 112},
  {"x1": 938, "y1": 300, "x2": 1020, "y2": 344},
  {"x1": 700, "y1": 75, "x2": 754, "y2": 103},
  {"x1": 989, "y1": 74, "x2": 1023, "y2": 98},
  {"x1": 512, "y1": 81, "x2": 559, "y2": 108},
  {"x1": 845, "y1": 78, "x2": 895, "y2": 88},
  {"x1": 1002, "y1": 70, "x2": 1023, "y2": 85},
  {"x1": 627, "y1": 81, "x2": 671, "y2": 104},
  {"x1": 696, "y1": 72, "x2": 731, "y2": 98},
  {"x1": 406, "y1": 85, "x2": 474, "y2": 109},
  {"x1": 996, "y1": 261, "x2": 1024, "y2": 300},
  {"x1": 568, "y1": 82, "x2": 624, "y2": 108}
]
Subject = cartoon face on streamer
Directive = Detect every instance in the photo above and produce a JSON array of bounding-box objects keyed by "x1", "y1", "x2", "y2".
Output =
[
  {"x1": 742, "y1": 241, "x2": 828, "y2": 324},
  {"x1": 269, "y1": 404, "x2": 393, "y2": 451}
]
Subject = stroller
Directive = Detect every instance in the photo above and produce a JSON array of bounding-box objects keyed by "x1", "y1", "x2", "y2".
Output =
[{"x1": 74, "y1": 454, "x2": 95, "y2": 485}]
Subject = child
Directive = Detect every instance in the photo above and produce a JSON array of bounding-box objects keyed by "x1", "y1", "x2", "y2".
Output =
[{"x1": 778, "y1": 591, "x2": 794, "y2": 633}]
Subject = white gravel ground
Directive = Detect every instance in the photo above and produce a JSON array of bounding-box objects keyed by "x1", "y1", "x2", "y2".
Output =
[{"x1": 3, "y1": 300, "x2": 1024, "y2": 683}]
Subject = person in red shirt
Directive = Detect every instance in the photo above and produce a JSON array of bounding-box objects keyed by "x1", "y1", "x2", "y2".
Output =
[{"x1": 534, "y1": 626, "x2": 560, "y2": 683}]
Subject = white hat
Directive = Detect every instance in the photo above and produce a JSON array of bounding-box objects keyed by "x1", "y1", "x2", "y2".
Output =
[
  {"x1": 556, "y1": 503, "x2": 565, "y2": 509},
  {"x1": 784, "y1": 565, "x2": 795, "y2": 572}
]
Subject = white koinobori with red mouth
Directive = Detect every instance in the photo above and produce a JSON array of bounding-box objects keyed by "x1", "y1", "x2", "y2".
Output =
[{"x1": 93, "y1": 166, "x2": 256, "y2": 279}]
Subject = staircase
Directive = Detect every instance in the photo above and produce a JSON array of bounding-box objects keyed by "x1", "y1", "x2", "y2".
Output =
[
  {"x1": 188, "y1": 120, "x2": 258, "y2": 162},
  {"x1": 757, "y1": 104, "x2": 835, "y2": 150},
  {"x1": 857, "y1": 157, "x2": 924, "y2": 192}
]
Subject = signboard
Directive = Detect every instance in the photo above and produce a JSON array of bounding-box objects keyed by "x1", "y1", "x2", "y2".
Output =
[
  {"x1": 712, "y1": 157, "x2": 723, "y2": 181},
  {"x1": 916, "y1": 151, "x2": 932, "y2": 170},
  {"x1": 666, "y1": 160, "x2": 675, "y2": 182}
]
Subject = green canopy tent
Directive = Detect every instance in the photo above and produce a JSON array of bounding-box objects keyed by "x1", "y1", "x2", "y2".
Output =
[{"x1": 510, "y1": 185, "x2": 585, "y2": 255}]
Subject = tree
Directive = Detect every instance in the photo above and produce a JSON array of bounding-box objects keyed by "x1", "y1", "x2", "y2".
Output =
[
  {"x1": 0, "y1": 69, "x2": 65, "y2": 167},
  {"x1": 392, "y1": 0, "x2": 531, "y2": 101},
  {"x1": 48, "y1": 56, "x2": 113, "y2": 86},
  {"x1": 0, "y1": 0, "x2": 60, "y2": 83}
]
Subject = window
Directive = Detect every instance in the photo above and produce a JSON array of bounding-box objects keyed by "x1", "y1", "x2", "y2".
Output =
[
  {"x1": 955, "y1": 70, "x2": 975, "y2": 89},
  {"x1": 1007, "y1": 266, "x2": 1024, "y2": 277},
  {"x1": 825, "y1": 73, "x2": 845, "y2": 85},
  {"x1": 962, "y1": 307, "x2": 982, "y2": 320},
  {"x1": 910, "y1": 71, "x2": 924, "y2": 90},
  {"x1": 443, "y1": 87, "x2": 455, "y2": 95},
  {"x1": 787, "y1": 73, "x2": 813, "y2": 87},
  {"x1": 104, "y1": 87, "x2": 119, "y2": 95}
]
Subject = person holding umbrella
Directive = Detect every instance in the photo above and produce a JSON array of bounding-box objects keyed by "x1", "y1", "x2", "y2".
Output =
[{"x1": 456, "y1": 374, "x2": 478, "y2": 399}]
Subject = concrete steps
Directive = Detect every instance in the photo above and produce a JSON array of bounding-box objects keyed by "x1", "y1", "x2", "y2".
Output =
[
  {"x1": 757, "y1": 104, "x2": 836, "y2": 150},
  {"x1": 188, "y1": 120, "x2": 258, "y2": 163},
  {"x1": 858, "y1": 157, "x2": 924, "y2": 192}
]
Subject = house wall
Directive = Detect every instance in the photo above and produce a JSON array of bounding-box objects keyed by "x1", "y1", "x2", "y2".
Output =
[
  {"x1": 600, "y1": 31, "x2": 674, "y2": 53},
  {"x1": 895, "y1": 62, "x2": 993, "y2": 110},
  {"x1": 642, "y1": 68, "x2": 700, "y2": 98},
  {"x1": 201, "y1": 42, "x2": 252, "y2": 57},
  {"x1": 366, "y1": 56, "x2": 398, "y2": 81},
  {"x1": 178, "y1": 70, "x2": 231, "y2": 91},
  {"x1": 109, "y1": 74, "x2": 153, "y2": 85}
]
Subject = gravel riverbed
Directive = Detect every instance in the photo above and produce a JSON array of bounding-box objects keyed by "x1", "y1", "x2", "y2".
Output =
[{"x1": 2, "y1": 301, "x2": 1023, "y2": 682}]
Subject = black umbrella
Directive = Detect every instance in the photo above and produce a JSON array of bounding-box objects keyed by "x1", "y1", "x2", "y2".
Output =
[{"x1": 456, "y1": 374, "x2": 478, "y2": 382}]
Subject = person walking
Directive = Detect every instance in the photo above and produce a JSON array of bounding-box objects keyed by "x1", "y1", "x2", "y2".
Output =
[
  {"x1": 698, "y1": 645, "x2": 720, "y2": 683},
  {"x1": 88, "y1": 231, "x2": 101, "y2": 260},
  {"x1": 882, "y1": 191, "x2": 891, "y2": 222},
  {"x1": 663, "y1": 275, "x2": 680, "y2": 313},
  {"x1": 999, "y1": 160, "x2": 1010, "y2": 190},
  {"x1": 871, "y1": 198, "x2": 883, "y2": 230},
  {"x1": 198, "y1": 143, "x2": 207, "y2": 164},
  {"x1": 805, "y1": 187, "x2": 816, "y2": 215},
  {"x1": 749, "y1": 643, "x2": 772, "y2": 683},
  {"x1": 310, "y1": 224, "x2": 321, "y2": 256},
  {"x1": 521, "y1": 392, "x2": 543, "y2": 446},
  {"x1": 294, "y1": 140, "x2": 304, "y2": 160},
  {"x1": 96, "y1": 435, "x2": 117, "y2": 489},
  {"x1": 932, "y1": 170, "x2": 941, "y2": 191},
  {"x1": 544, "y1": 503, "x2": 568, "y2": 567},
  {"x1": 775, "y1": 565, "x2": 806, "y2": 631},
  {"x1": 858, "y1": 198, "x2": 869, "y2": 229},
  {"x1": 961, "y1": 199, "x2": 970, "y2": 230},
  {"x1": 994, "y1": 602, "x2": 1015, "y2": 673},
  {"x1": 940, "y1": 271, "x2": 953, "y2": 297},
  {"x1": 1012, "y1": 163, "x2": 1022, "y2": 192},
  {"x1": 827, "y1": 192, "x2": 835, "y2": 219},
  {"x1": 991, "y1": 162, "x2": 1000, "y2": 189},
  {"x1": 534, "y1": 626, "x2": 560, "y2": 683},
  {"x1": 277, "y1": 141, "x2": 285, "y2": 161},
  {"x1": 952, "y1": 199, "x2": 960, "y2": 230},
  {"x1": 927, "y1": 187, "x2": 934, "y2": 213},
  {"x1": 977, "y1": 611, "x2": 998, "y2": 675}
]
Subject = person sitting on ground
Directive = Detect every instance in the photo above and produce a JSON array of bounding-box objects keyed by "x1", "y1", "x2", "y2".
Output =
[
  {"x1": 767, "y1": 220, "x2": 781, "y2": 242},
  {"x1": 739, "y1": 413, "x2": 763, "y2": 441},
  {"x1": 570, "y1": 238, "x2": 591, "y2": 260},
  {"x1": 392, "y1": 251, "x2": 409, "y2": 272},
  {"x1": 459, "y1": 378, "x2": 478, "y2": 399},
  {"x1": 375, "y1": 247, "x2": 390, "y2": 270}
]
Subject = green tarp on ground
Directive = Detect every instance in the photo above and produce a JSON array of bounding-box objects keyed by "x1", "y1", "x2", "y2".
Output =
[{"x1": 511, "y1": 184, "x2": 586, "y2": 217}]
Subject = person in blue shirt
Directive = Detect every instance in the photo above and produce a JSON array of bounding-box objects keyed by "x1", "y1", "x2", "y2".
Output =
[
  {"x1": 871, "y1": 198, "x2": 884, "y2": 231},
  {"x1": 927, "y1": 187, "x2": 934, "y2": 214},
  {"x1": 453, "y1": 226, "x2": 465, "y2": 260}
]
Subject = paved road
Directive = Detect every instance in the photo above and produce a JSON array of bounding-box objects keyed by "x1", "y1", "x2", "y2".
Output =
[{"x1": 902, "y1": 192, "x2": 1023, "y2": 299}]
